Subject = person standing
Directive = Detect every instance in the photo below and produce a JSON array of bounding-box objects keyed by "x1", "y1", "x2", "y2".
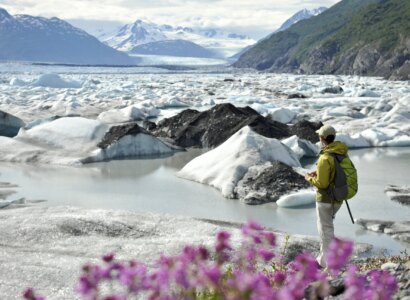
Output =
[{"x1": 305, "y1": 124, "x2": 349, "y2": 268}]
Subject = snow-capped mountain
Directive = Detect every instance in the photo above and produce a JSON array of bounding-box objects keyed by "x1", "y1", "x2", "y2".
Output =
[
  {"x1": 105, "y1": 20, "x2": 167, "y2": 52},
  {"x1": 103, "y1": 19, "x2": 256, "y2": 58},
  {"x1": 67, "y1": 19, "x2": 123, "y2": 41},
  {"x1": 276, "y1": 7, "x2": 327, "y2": 32},
  {"x1": 0, "y1": 8, "x2": 134, "y2": 65}
]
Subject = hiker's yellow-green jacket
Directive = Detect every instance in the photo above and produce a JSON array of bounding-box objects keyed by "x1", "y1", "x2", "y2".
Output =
[{"x1": 307, "y1": 141, "x2": 348, "y2": 204}]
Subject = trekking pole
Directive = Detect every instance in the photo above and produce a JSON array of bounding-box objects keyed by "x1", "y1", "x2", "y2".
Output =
[{"x1": 345, "y1": 200, "x2": 355, "y2": 224}]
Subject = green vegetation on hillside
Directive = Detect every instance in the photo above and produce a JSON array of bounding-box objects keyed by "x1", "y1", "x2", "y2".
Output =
[
  {"x1": 326, "y1": 0, "x2": 410, "y2": 54},
  {"x1": 235, "y1": 0, "x2": 410, "y2": 80},
  {"x1": 235, "y1": 0, "x2": 381, "y2": 69}
]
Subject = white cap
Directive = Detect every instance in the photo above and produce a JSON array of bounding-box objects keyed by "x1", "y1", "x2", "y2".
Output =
[{"x1": 316, "y1": 125, "x2": 336, "y2": 138}]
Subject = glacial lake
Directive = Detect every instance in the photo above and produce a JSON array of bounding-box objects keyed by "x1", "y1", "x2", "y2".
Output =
[{"x1": 1, "y1": 147, "x2": 409, "y2": 254}]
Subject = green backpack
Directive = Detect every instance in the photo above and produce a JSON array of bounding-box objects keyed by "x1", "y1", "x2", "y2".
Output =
[{"x1": 328, "y1": 153, "x2": 358, "y2": 201}]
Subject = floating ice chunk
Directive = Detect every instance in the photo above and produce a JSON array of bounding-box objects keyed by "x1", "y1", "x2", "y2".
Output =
[
  {"x1": 0, "y1": 136, "x2": 49, "y2": 163},
  {"x1": 360, "y1": 128, "x2": 410, "y2": 147},
  {"x1": 337, "y1": 128, "x2": 410, "y2": 148},
  {"x1": 250, "y1": 103, "x2": 277, "y2": 116},
  {"x1": 323, "y1": 107, "x2": 365, "y2": 119},
  {"x1": 158, "y1": 97, "x2": 189, "y2": 108},
  {"x1": 380, "y1": 96, "x2": 410, "y2": 123},
  {"x1": 178, "y1": 126, "x2": 301, "y2": 198},
  {"x1": 98, "y1": 106, "x2": 145, "y2": 123},
  {"x1": 200, "y1": 99, "x2": 215, "y2": 106},
  {"x1": 88, "y1": 133, "x2": 176, "y2": 162},
  {"x1": 25, "y1": 116, "x2": 62, "y2": 130},
  {"x1": 227, "y1": 95, "x2": 266, "y2": 104},
  {"x1": 0, "y1": 118, "x2": 178, "y2": 165},
  {"x1": 276, "y1": 190, "x2": 316, "y2": 208},
  {"x1": 282, "y1": 135, "x2": 319, "y2": 159},
  {"x1": 356, "y1": 89, "x2": 380, "y2": 97},
  {"x1": 31, "y1": 74, "x2": 83, "y2": 89},
  {"x1": 0, "y1": 110, "x2": 25, "y2": 137},
  {"x1": 18, "y1": 117, "x2": 108, "y2": 151},
  {"x1": 0, "y1": 198, "x2": 25, "y2": 209},
  {"x1": 297, "y1": 84, "x2": 314, "y2": 91},
  {"x1": 9, "y1": 78, "x2": 28, "y2": 86},
  {"x1": 336, "y1": 133, "x2": 371, "y2": 148},
  {"x1": 268, "y1": 107, "x2": 296, "y2": 124},
  {"x1": 98, "y1": 102, "x2": 160, "y2": 124},
  {"x1": 135, "y1": 102, "x2": 161, "y2": 118},
  {"x1": 382, "y1": 135, "x2": 410, "y2": 147}
]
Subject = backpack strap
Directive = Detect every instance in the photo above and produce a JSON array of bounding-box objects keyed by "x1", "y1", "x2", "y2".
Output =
[
  {"x1": 326, "y1": 152, "x2": 347, "y2": 219},
  {"x1": 327, "y1": 153, "x2": 355, "y2": 223}
]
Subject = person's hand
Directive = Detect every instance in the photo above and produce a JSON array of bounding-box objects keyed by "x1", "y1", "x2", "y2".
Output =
[{"x1": 305, "y1": 171, "x2": 317, "y2": 181}]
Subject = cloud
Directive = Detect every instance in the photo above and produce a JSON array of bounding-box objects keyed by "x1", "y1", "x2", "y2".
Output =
[{"x1": 0, "y1": 0, "x2": 341, "y2": 38}]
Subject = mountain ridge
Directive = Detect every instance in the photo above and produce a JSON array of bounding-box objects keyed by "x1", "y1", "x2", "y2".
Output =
[
  {"x1": 103, "y1": 19, "x2": 255, "y2": 58},
  {"x1": 0, "y1": 8, "x2": 134, "y2": 65},
  {"x1": 234, "y1": 0, "x2": 410, "y2": 80}
]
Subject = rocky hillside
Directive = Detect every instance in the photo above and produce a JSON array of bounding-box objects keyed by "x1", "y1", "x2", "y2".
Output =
[
  {"x1": 129, "y1": 39, "x2": 216, "y2": 58},
  {"x1": 234, "y1": 0, "x2": 410, "y2": 80}
]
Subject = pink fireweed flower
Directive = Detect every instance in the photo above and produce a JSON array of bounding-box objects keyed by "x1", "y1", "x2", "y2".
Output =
[
  {"x1": 271, "y1": 271, "x2": 286, "y2": 286},
  {"x1": 198, "y1": 264, "x2": 222, "y2": 287},
  {"x1": 23, "y1": 288, "x2": 45, "y2": 300},
  {"x1": 285, "y1": 252, "x2": 323, "y2": 299},
  {"x1": 258, "y1": 248, "x2": 275, "y2": 262},
  {"x1": 366, "y1": 269, "x2": 397, "y2": 300},
  {"x1": 227, "y1": 270, "x2": 272, "y2": 298},
  {"x1": 215, "y1": 230, "x2": 232, "y2": 264},
  {"x1": 118, "y1": 263, "x2": 150, "y2": 293},
  {"x1": 215, "y1": 230, "x2": 231, "y2": 252},
  {"x1": 103, "y1": 295, "x2": 127, "y2": 300},
  {"x1": 262, "y1": 231, "x2": 276, "y2": 247},
  {"x1": 343, "y1": 265, "x2": 366, "y2": 300},
  {"x1": 325, "y1": 238, "x2": 353, "y2": 275},
  {"x1": 102, "y1": 253, "x2": 115, "y2": 263}
]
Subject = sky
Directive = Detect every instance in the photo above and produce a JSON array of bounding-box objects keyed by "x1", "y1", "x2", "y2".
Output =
[{"x1": 0, "y1": 0, "x2": 341, "y2": 38}]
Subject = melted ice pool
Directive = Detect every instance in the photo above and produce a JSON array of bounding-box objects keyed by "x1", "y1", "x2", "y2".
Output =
[{"x1": 0, "y1": 147, "x2": 409, "y2": 253}]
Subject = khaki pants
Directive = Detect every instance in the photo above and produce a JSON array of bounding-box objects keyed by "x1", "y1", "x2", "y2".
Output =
[{"x1": 316, "y1": 202, "x2": 342, "y2": 268}]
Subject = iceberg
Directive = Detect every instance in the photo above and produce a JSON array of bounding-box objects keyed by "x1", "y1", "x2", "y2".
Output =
[
  {"x1": 178, "y1": 126, "x2": 301, "y2": 198},
  {"x1": 276, "y1": 190, "x2": 316, "y2": 208},
  {"x1": 31, "y1": 74, "x2": 83, "y2": 89},
  {"x1": 0, "y1": 117, "x2": 178, "y2": 165}
]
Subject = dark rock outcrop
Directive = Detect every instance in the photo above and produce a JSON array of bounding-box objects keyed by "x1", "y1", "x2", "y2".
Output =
[
  {"x1": 142, "y1": 120, "x2": 157, "y2": 131},
  {"x1": 97, "y1": 123, "x2": 149, "y2": 149},
  {"x1": 152, "y1": 104, "x2": 290, "y2": 148},
  {"x1": 322, "y1": 86, "x2": 343, "y2": 94},
  {"x1": 356, "y1": 218, "x2": 410, "y2": 244},
  {"x1": 288, "y1": 93, "x2": 308, "y2": 99},
  {"x1": 235, "y1": 161, "x2": 310, "y2": 205},
  {"x1": 0, "y1": 110, "x2": 25, "y2": 137},
  {"x1": 385, "y1": 185, "x2": 410, "y2": 207},
  {"x1": 289, "y1": 120, "x2": 323, "y2": 143}
]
